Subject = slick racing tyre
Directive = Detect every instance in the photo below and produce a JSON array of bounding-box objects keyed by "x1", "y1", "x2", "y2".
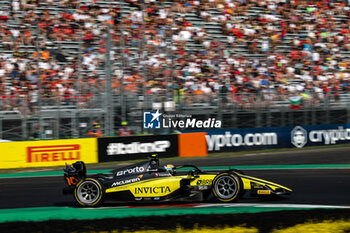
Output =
[
  {"x1": 212, "y1": 173, "x2": 242, "y2": 202},
  {"x1": 74, "y1": 178, "x2": 104, "y2": 207}
]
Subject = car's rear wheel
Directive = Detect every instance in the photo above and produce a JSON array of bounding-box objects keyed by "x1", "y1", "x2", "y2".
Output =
[
  {"x1": 212, "y1": 173, "x2": 241, "y2": 202},
  {"x1": 74, "y1": 178, "x2": 104, "y2": 207}
]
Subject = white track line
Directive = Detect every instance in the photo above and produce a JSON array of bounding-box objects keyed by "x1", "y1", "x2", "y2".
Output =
[
  {"x1": 195, "y1": 203, "x2": 350, "y2": 209},
  {"x1": 82, "y1": 203, "x2": 350, "y2": 210}
]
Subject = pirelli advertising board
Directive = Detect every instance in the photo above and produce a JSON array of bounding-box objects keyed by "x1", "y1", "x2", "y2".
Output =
[
  {"x1": 98, "y1": 134, "x2": 179, "y2": 162},
  {"x1": 0, "y1": 138, "x2": 98, "y2": 169}
]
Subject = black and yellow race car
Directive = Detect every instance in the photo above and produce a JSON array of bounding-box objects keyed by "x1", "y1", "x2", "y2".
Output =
[{"x1": 63, "y1": 155, "x2": 292, "y2": 207}]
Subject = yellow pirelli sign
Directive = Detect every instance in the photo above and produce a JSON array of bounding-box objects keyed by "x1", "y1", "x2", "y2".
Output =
[{"x1": 0, "y1": 138, "x2": 98, "y2": 169}]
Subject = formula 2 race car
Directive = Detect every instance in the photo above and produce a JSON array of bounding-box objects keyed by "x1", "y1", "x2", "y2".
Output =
[{"x1": 63, "y1": 155, "x2": 292, "y2": 207}]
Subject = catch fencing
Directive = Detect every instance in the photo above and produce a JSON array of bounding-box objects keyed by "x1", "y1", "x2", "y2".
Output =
[{"x1": 1, "y1": 92, "x2": 350, "y2": 141}]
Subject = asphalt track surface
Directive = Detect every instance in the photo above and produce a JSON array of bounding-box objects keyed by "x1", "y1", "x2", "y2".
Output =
[{"x1": 1, "y1": 146, "x2": 350, "y2": 209}]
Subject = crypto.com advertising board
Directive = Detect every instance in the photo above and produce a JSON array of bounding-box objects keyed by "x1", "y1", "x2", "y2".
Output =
[
  {"x1": 182, "y1": 124, "x2": 350, "y2": 153},
  {"x1": 97, "y1": 134, "x2": 178, "y2": 162}
]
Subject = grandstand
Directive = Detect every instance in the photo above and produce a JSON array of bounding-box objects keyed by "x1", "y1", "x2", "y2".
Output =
[{"x1": 0, "y1": 0, "x2": 349, "y2": 140}]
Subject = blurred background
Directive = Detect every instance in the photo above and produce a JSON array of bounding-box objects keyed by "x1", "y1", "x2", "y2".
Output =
[{"x1": 0, "y1": 0, "x2": 349, "y2": 140}]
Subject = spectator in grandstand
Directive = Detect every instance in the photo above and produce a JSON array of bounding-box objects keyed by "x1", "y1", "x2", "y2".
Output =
[
  {"x1": 31, "y1": 124, "x2": 40, "y2": 140},
  {"x1": 88, "y1": 121, "x2": 103, "y2": 137},
  {"x1": 119, "y1": 121, "x2": 131, "y2": 136},
  {"x1": 219, "y1": 81, "x2": 229, "y2": 108},
  {"x1": 0, "y1": 0, "x2": 349, "y2": 114}
]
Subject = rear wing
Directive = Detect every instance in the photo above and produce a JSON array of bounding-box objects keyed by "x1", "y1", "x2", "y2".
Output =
[{"x1": 63, "y1": 161, "x2": 87, "y2": 187}]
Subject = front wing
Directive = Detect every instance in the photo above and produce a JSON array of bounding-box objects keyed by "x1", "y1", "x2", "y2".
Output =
[{"x1": 239, "y1": 174, "x2": 292, "y2": 196}]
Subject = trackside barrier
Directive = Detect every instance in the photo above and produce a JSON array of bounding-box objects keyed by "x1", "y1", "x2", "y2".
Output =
[
  {"x1": 97, "y1": 134, "x2": 179, "y2": 162},
  {"x1": 0, "y1": 133, "x2": 207, "y2": 169},
  {"x1": 178, "y1": 132, "x2": 207, "y2": 157},
  {"x1": 0, "y1": 138, "x2": 98, "y2": 169},
  {"x1": 97, "y1": 133, "x2": 208, "y2": 162},
  {"x1": 181, "y1": 124, "x2": 350, "y2": 153}
]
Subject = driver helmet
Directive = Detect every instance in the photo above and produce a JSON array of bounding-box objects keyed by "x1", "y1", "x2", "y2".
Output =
[
  {"x1": 164, "y1": 164, "x2": 175, "y2": 175},
  {"x1": 149, "y1": 154, "x2": 159, "y2": 171}
]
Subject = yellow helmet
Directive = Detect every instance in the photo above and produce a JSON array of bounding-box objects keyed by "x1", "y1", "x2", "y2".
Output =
[{"x1": 165, "y1": 164, "x2": 174, "y2": 171}]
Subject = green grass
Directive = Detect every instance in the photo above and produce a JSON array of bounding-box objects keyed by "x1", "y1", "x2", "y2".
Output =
[{"x1": 0, "y1": 206, "x2": 318, "y2": 223}]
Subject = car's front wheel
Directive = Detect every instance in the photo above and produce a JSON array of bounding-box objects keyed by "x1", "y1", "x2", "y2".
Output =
[
  {"x1": 74, "y1": 178, "x2": 104, "y2": 207},
  {"x1": 212, "y1": 173, "x2": 241, "y2": 202}
]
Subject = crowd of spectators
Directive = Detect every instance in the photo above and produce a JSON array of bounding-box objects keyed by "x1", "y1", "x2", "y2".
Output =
[{"x1": 0, "y1": 0, "x2": 350, "y2": 115}]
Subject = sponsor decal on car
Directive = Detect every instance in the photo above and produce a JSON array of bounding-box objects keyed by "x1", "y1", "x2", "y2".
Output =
[
  {"x1": 111, "y1": 177, "x2": 141, "y2": 187},
  {"x1": 257, "y1": 190, "x2": 271, "y2": 195},
  {"x1": 196, "y1": 179, "x2": 212, "y2": 185},
  {"x1": 27, "y1": 145, "x2": 80, "y2": 162},
  {"x1": 134, "y1": 186, "x2": 171, "y2": 194},
  {"x1": 198, "y1": 185, "x2": 209, "y2": 190},
  {"x1": 251, "y1": 182, "x2": 264, "y2": 189},
  {"x1": 66, "y1": 177, "x2": 79, "y2": 186},
  {"x1": 154, "y1": 173, "x2": 172, "y2": 177},
  {"x1": 116, "y1": 166, "x2": 145, "y2": 176}
]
